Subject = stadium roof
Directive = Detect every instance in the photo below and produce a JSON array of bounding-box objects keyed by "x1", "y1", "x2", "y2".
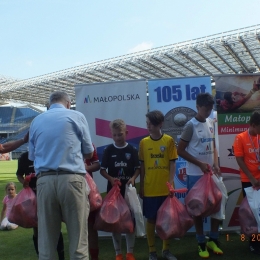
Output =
[
  {"x1": 0, "y1": 76, "x2": 19, "y2": 105},
  {"x1": 1, "y1": 24, "x2": 260, "y2": 106}
]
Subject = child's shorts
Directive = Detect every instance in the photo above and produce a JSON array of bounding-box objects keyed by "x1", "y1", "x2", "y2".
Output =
[
  {"x1": 187, "y1": 175, "x2": 203, "y2": 192},
  {"x1": 143, "y1": 196, "x2": 167, "y2": 220}
]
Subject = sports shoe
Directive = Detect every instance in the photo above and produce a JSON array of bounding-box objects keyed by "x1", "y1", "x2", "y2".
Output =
[
  {"x1": 198, "y1": 243, "x2": 209, "y2": 258},
  {"x1": 148, "y1": 251, "x2": 158, "y2": 260},
  {"x1": 116, "y1": 254, "x2": 123, "y2": 260},
  {"x1": 206, "y1": 239, "x2": 223, "y2": 255},
  {"x1": 126, "y1": 253, "x2": 135, "y2": 260},
  {"x1": 162, "y1": 249, "x2": 177, "y2": 260},
  {"x1": 249, "y1": 241, "x2": 260, "y2": 255}
]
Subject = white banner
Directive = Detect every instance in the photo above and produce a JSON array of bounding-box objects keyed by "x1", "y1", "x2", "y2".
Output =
[{"x1": 75, "y1": 80, "x2": 148, "y2": 194}]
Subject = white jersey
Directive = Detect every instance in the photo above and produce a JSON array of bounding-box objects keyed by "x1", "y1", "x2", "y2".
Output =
[{"x1": 182, "y1": 117, "x2": 215, "y2": 176}]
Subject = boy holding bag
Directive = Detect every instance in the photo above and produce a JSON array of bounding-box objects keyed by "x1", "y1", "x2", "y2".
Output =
[
  {"x1": 177, "y1": 93, "x2": 222, "y2": 258},
  {"x1": 100, "y1": 119, "x2": 140, "y2": 260},
  {"x1": 139, "y1": 110, "x2": 178, "y2": 260},
  {"x1": 233, "y1": 111, "x2": 260, "y2": 255}
]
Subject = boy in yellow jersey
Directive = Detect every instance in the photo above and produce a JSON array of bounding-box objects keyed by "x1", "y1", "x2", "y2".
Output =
[{"x1": 139, "y1": 110, "x2": 178, "y2": 260}]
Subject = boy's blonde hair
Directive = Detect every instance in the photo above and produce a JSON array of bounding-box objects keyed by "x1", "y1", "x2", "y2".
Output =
[
  {"x1": 5, "y1": 182, "x2": 16, "y2": 193},
  {"x1": 109, "y1": 119, "x2": 126, "y2": 131}
]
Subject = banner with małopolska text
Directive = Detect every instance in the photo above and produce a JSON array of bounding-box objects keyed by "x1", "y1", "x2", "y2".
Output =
[{"x1": 75, "y1": 80, "x2": 148, "y2": 194}]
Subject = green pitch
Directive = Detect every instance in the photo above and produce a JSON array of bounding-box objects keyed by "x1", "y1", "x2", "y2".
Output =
[{"x1": 0, "y1": 161, "x2": 258, "y2": 259}]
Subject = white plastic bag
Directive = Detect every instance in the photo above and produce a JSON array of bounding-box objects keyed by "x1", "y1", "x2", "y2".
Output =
[
  {"x1": 125, "y1": 184, "x2": 145, "y2": 237},
  {"x1": 211, "y1": 175, "x2": 228, "y2": 220},
  {"x1": 84, "y1": 178, "x2": 90, "y2": 196},
  {"x1": 245, "y1": 187, "x2": 260, "y2": 232}
]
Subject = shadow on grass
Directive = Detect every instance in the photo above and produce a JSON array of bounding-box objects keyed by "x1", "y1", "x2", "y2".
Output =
[{"x1": 0, "y1": 229, "x2": 258, "y2": 260}]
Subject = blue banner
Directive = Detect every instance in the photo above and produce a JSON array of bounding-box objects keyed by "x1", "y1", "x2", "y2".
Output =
[
  {"x1": 148, "y1": 76, "x2": 211, "y2": 186},
  {"x1": 148, "y1": 76, "x2": 212, "y2": 231}
]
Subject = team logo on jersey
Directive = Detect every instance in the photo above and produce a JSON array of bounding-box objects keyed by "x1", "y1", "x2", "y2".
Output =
[
  {"x1": 160, "y1": 146, "x2": 166, "y2": 152},
  {"x1": 125, "y1": 153, "x2": 131, "y2": 160},
  {"x1": 209, "y1": 127, "x2": 213, "y2": 133}
]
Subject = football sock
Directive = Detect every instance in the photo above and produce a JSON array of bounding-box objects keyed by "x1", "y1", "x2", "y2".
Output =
[
  {"x1": 112, "y1": 232, "x2": 122, "y2": 255},
  {"x1": 209, "y1": 231, "x2": 219, "y2": 240},
  {"x1": 126, "y1": 232, "x2": 135, "y2": 253},
  {"x1": 196, "y1": 234, "x2": 206, "y2": 244},
  {"x1": 162, "y1": 239, "x2": 170, "y2": 251},
  {"x1": 146, "y1": 222, "x2": 156, "y2": 253}
]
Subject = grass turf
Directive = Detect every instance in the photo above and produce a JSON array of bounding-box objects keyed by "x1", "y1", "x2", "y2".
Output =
[{"x1": 0, "y1": 160, "x2": 259, "y2": 260}]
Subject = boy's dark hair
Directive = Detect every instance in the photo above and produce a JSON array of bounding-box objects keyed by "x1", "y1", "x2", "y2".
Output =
[
  {"x1": 196, "y1": 93, "x2": 214, "y2": 107},
  {"x1": 250, "y1": 111, "x2": 260, "y2": 126},
  {"x1": 223, "y1": 92, "x2": 233, "y2": 104},
  {"x1": 146, "y1": 110, "x2": 164, "y2": 126}
]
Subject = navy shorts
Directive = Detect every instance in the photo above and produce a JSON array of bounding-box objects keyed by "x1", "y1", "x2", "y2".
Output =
[
  {"x1": 143, "y1": 196, "x2": 167, "y2": 220},
  {"x1": 187, "y1": 175, "x2": 203, "y2": 192}
]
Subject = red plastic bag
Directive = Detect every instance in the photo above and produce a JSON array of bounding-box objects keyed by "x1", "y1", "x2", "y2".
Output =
[
  {"x1": 8, "y1": 187, "x2": 37, "y2": 228},
  {"x1": 184, "y1": 169, "x2": 222, "y2": 217},
  {"x1": 156, "y1": 183, "x2": 194, "y2": 240},
  {"x1": 94, "y1": 180, "x2": 134, "y2": 233},
  {"x1": 85, "y1": 173, "x2": 102, "y2": 212},
  {"x1": 24, "y1": 173, "x2": 36, "y2": 183},
  {"x1": 239, "y1": 196, "x2": 258, "y2": 237}
]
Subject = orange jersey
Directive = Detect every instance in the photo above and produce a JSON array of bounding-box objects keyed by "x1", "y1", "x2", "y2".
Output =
[{"x1": 233, "y1": 130, "x2": 260, "y2": 182}]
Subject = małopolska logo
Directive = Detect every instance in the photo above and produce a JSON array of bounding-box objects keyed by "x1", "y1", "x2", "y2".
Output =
[
  {"x1": 84, "y1": 95, "x2": 91, "y2": 103},
  {"x1": 84, "y1": 94, "x2": 140, "y2": 103}
]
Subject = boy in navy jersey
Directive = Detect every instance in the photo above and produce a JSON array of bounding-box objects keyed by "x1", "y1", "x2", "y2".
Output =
[{"x1": 100, "y1": 119, "x2": 140, "y2": 260}]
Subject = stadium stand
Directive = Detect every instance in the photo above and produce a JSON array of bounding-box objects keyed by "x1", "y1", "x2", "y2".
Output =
[
  {"x1": 0, "y1": 106, "x2": 41, "y2": 158},
  {"x1": 13, "y1": 108, "x2": 39, "y2": 123},
  {"x1": 0, "y1": 107, "x2": 13, "y2": 123}
]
